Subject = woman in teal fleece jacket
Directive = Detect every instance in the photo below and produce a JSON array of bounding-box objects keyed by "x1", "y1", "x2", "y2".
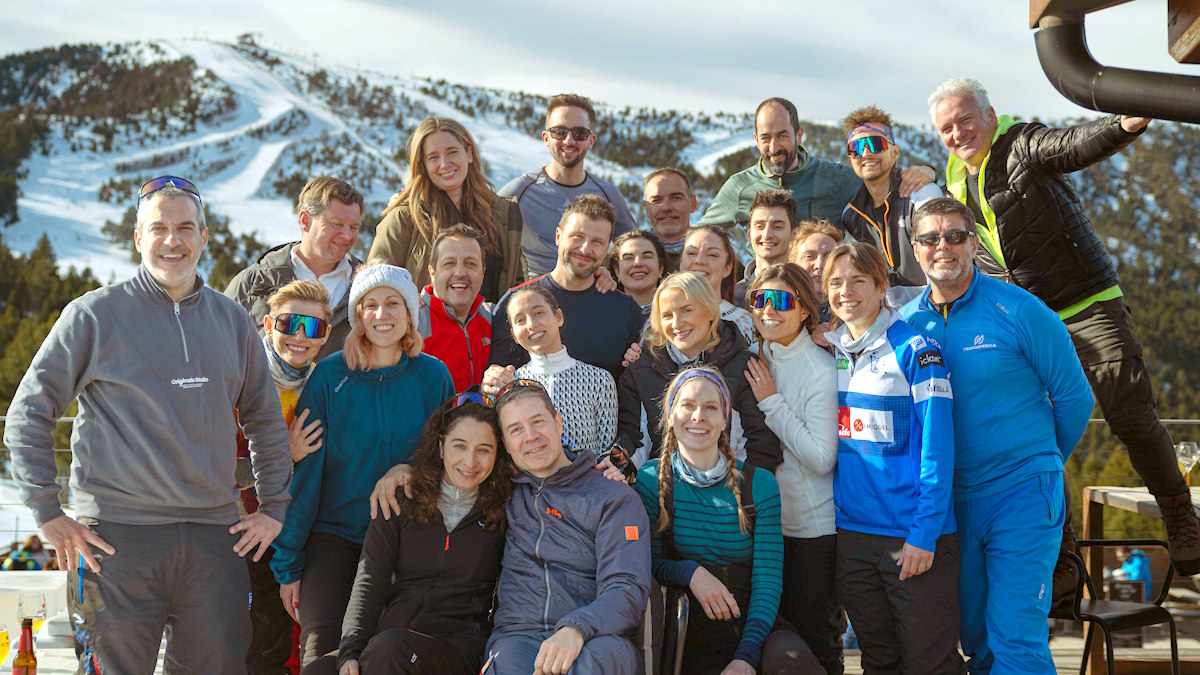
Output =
[{"x1": 270, "y1": 264, "x2": 455, "y2": 667}]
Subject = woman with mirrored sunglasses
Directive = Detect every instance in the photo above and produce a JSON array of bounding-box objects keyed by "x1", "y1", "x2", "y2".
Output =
[
  {"x1": 299, "y1": 395, "x2": 510, "y2": 675},
  {"x1": 742, "y1": 263, "x2": 843, "y2": 672},
  {"x1": 370, "y1": 116, "x2": 525, "y2": 303}
]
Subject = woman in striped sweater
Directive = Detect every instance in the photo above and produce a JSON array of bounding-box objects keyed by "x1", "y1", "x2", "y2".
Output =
[{"x1": 635, "y1": 367, "x2": 821, "y2": 675}]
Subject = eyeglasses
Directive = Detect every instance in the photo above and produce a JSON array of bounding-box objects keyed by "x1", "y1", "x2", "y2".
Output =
[
  {"x1": 450, "y1": 392, "x2": 493, "y2": 408},
  {"x1": 494, "y1": 378, "x2": 547, "y2": 405},
  {"x1": 912, "y1": 230, "x2": 976, "y2": 247},
  {"x1": 749, "y1": 288, "x2": 796, "y2": 311},
  {"x1": 847, "y1": 135, "x2": 891, "y2": 157},
  {"x1": 269, "y1": 313, "x2": 330, "y2": 339},
  {"x1": 138, "y1": 176, "x2": 202, "y2": 206},
  {"x1": 546, "y1": 126, "x2": 593, "y2": 142}
]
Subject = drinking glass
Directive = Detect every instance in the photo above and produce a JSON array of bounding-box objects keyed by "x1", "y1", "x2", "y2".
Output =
[
  {"x1": 0, "y1": 623, "x2": 9, "y2": 663},
  {"x1": 17, "y1": 592, "x2": 46, "y2": 635},
  {"x1": 1177, "y1": 442, "x2": 1199, "y2": 487}
]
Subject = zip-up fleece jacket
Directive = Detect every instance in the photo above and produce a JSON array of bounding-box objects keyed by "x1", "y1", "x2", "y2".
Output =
[
  {"x1": 492, "y1": 450, "x2": 650, "y2": 644},
  {"x1": 841, "y1": 166, "x2": 944, "y2": 290},
  {"x1": 827, "y1": 311, "x2": 956, "y2": 552},
  {"x1": 270, "y1": 351, "x2": 455, "y2": 585},
  {"x1": 900, "y1": 272, "x2": 1093, "y2": 500},
  {"x1": 223, "y1": 242, "x2": 362, "y2": 362},
  {"x1": 616, "y1": 320, "x2": 783, "y2": 472},
  {"x1": 946, "y1": 114, "x2": 1140, "y2": 317},
  {"x1": 337, "y1": 498, "x2": 504, "y2": 669},
  {"x1": 697, "y1": 150, "x2": 860, "y2": 229},
  {"x1": 418, "y1": 286, "x2": 491, "y2": 392},
  {"x1": 6, "y1": 266, "x2": 293, "y2": 527}
]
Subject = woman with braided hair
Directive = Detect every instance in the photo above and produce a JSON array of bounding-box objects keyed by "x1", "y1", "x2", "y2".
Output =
[{"x1": 634, "y1": 367, "x2": 821, "y2": 675}]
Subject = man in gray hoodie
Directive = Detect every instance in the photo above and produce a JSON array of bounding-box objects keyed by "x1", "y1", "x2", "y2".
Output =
[{"x1": 4, "y1": 176, "x2": 292, "y2": 673}]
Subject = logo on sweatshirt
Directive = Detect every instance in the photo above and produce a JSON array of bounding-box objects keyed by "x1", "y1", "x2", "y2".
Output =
[
  {"x1": 917, "y1": 350, "x2": 943, "y2": 368},
  {"x1": 838, "y1": 407, "x2": 894, "y2": 443},
  {"x1": 170, "y1": 376, "x2": 209, "y2": 389},
  {"x1": 963, "y1": 334, "x2": 997, "y2": 352}
]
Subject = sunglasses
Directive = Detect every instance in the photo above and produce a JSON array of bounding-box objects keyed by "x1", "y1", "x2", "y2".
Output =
[
  {"x1": 847, "y1": 135, "x2": 891, "y2": 157},
  {"x1": 494, "y1": 378, "x2": 547, "y2": 405},
  {"x1": 138, "y1": 176, "x2": 202, "y2": 206},
  {"x1": 270, "y1": 313, "x2": 330, "y2": 339},
  {"x1": 451, "y1": 392, "x2": 494, "y2": 408},
  {"x1": 749, "y1": 288, "x2": 796, "y2": 311},
  {"x1": 546, "y1": 126, "x2": 593, "y2": 141},
  {"x1": 912, "y1": 230, "x2": 976, "y2": 247}
]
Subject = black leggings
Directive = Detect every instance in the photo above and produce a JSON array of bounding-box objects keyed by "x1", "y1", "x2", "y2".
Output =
[{"x1": 297, "y1": 532, "x2": 361, "y2": 667}]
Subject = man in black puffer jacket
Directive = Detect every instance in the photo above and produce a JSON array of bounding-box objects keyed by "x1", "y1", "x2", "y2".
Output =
[{"x1": 928, "y1": 77, "x2": 1200, "y2": 576}]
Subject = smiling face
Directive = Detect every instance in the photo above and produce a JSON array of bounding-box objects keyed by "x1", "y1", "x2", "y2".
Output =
[
  {"x1": 542, "y1": 105, "x2": 595, "y2": 170},
  {"x1": 265, "y1": 299, "x2": 331, "y2": 369},
  {"x1": 507, "y1": 291, "x2": 564, "y2": 356},
  {"x1": 826, "y1": 257, "x2": 886, "y2": 337},
  {"x1": 422, "y1": 130, "x2": 472, "y2": 202},
  {"x1": 755, "y1": 103, "x2": 801, "y2": 176},
  {"x1": 615, "y1": 237, "x2": 663, "y2": 296},
  {"x1": 751, "y1": 280, "x2": 808, "y2": 346},
  {"x1": 357, "y1": 285, "x2": 410, "y2": 350},
  {"x1": 680, "y1": 230, "x2": 732, "y2": 296},
  {"x1": 135, "y1": 194, "x2": 207, "y2": 301},
  {"x1": 298, "y1": 198, "x2": 361, "y2": 272},
  {"x1": 555, "y1": 212, "x2": 612, "y2": 279},
  {"x1": 441, "y1": 417, "x2": 499, "y2": 491},
  {"x1": 669, "y1": 378, "x2": 724, "y2": 456},
  {"x1": 933, "y1": 92, "x2": 998, "y2": 171},
  {"x1": 847, "y1": 132, "x2": 899, "y2": 182},
  {"x1": 790, "y1": 232, "x2": 837, "y2": 297},
  {"x1": 748, "y1": 205, "x2": 792, "y2": 266},
  {"x1": 644, "y1": 173, "x2": 696, "y2": 243},
  {"x1": 500, "y1": 395, "x2": 568, "y2": 478},
  {"x1": 913, "y1": 212, "x2": 978, "y2": 287},
  {"x1": 657, "y1": 287, "x2": 716, "y2": 359},
  {"x1": 430, "y1": 235, "x2": 484, "y2": 315}
]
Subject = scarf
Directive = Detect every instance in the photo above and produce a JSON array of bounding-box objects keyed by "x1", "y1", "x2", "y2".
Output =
[
  {"x1": 837, "y1": 307, "x2": 893, "y2": 355},
  {"x1": 673, "y1": 451, "x2": 728, "y2": 488},
  {"x1": 263, "y1": 335, "x2": 314, "y2": 393}
]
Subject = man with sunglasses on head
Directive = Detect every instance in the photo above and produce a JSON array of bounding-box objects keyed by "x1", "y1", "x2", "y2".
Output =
[
  {"x1": 698, "y1": 97, "x2": 935, "y2": 232},
  {"x1": 5, "y1": 176, "x2": 293, "y2": 673},
  {"x1": 499, "y1": 93, "x2": 635, "y2": 276},
  {"x1": 225, "y1": 176, "x2": 365, "y2": 362},
  {"x1": 840, "y1": 106, "x2": 945, "y2": 309},
  {"x1": 927, "y1": 77, "x2": 1200, "y2": 579},
  {"x1": 900, "y1": 197, "x2": 1094, "y2": 674}
]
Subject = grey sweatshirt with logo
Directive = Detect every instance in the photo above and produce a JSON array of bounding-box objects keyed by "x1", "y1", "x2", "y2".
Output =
[{"x1": 5, "y1": 266, "x2": 292, "y2": 527}]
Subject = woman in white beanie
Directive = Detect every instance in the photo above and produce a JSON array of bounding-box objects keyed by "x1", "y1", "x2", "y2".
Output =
[{"x1": 269, "y1": 262, "x2": 456, "y2": 668}]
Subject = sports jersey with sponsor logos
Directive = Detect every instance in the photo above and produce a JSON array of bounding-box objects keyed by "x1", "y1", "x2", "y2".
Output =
[{"x1": 828, "y1": 310, "x2": 956, "y2": 552}]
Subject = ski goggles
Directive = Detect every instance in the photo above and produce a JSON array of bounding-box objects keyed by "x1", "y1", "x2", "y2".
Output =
[
  {"x1": 138, "y1": 176, "x2": 202, "y2": 206},
  {"x1": 546, "y1": 126, "x2": 593, "y2": 141},
  {"x1": 912, "y1": 230, "x2": 976, "y2": 247},
  {"x1": 749, "y1": 288, "x2": 796, "y2": 311},
  {"x1": 847, "y1": 135, "x2": 892, "y2": 157},
  {"x1": 269, "y1": 313, "x2": 330, "y2": 339}
]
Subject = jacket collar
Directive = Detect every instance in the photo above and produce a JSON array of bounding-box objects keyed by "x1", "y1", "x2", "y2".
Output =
[
  {"x1": 131, "y1": 264, "x2": 203, "y2": 307},
  {"x1": 648, "y1": 319, "x2": 746, "y2": 377},
  {"x1": 754, "y1": 145, "x2": 811, "y2": 182},
  {"x1": 422, "y1": 285, "x2": 485, "y2": 324},
  {"x1": 848, "y1": 165, "x2": 904, "y2": 212},
  {"x1": 762, "y1": 327, "x2": 814, "y2": 362},
  {"x1": 945, "y1": 114, "x2": 1019, "y2": 188},
  {"x1": 512, "y1": 448, "x2": 597, "y2": 487}
]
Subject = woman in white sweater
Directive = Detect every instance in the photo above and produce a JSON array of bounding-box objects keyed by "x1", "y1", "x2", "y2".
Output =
[{"x1": 743, "y1": 262, "x2": 841, "y2": 673}]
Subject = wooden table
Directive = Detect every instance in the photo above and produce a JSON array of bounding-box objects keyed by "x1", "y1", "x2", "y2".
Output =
[{"x1": 1082, "y1": 486, "x2": 1199, "y2": 674}]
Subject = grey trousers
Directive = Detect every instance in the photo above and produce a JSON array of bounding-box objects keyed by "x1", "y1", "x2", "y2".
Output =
[
  {"x1": 69, "y1": 518, "x2": 251, "y2": 674},
  {"x1": 484, "y1": 629, "x2": 639, "y2": 675}
]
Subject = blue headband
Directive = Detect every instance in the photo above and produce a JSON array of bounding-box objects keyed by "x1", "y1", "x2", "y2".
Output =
[{"x1": 666, "y1": 369, "x2": 731, "y2": 422}]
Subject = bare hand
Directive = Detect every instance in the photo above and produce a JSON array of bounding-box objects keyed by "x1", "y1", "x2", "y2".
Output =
[
  {"x1": 897, "y1": 542, "x2": 935, "y2": 580},
  {"x1": 1120, "y1": 116, "x2": 1152, "y2": 133},
  {"x1": 810, "y1": 321, "x2": 834, "y2": 349},
  {"x1": 481, "y1": 364, "x2": 516, "y2": 397},
  {"x1": 744, "y1": 357, "x2": 777, "y2": 402},
  {"x1": 288, "y1": 408, "x2": 323, "y2": 463},
  {"x1": 898, "y1": 166, "x2": 936, "y2": 197},
  {"x1": 370, "y1": 463, "x2": 413, "y2": 519},
  {"x1": 622, "y1": 342, "x2": 642, "y2": 367},
  {"x1": 533, "y1": 626, "x2": 584, "y2": 675},
  {"x1": 721, "y1": 659, "x2": 756, "y2": 675},
  {"x1": 339, "y1": 660, "x2": 359, "y2": 675},
  {"x1": 40, "y1": 514, "x2": 115, "y2": 573},
  {"x1": 595, "y1": 457, "x2": 627, "y2": 483},
  {"x1": 229, "y1": 512, "x2": 283, "y2": 562},
  {"x1": 690, "y1": 567, "x2": 740, "y2": 620},
  {"x1": 594, "y1": 267, "x2": 618, "y2": 294},
  {"x1": 280, "y1": 580, "x2": 300, "y2": 622}
]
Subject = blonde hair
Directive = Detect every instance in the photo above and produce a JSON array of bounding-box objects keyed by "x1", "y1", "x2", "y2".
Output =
[
  {"x1": 342, "y1": 262, "x2": 423, "y2": 370},
  {"x1": 266, "y1": 280, "x2": 332, "y2": 320},
  {"x1": 646, "y1": 272, "x2": 722, "y2": 353},
  {"x1": 655, "y1": 366, "x2": 748, "y2": 534}
]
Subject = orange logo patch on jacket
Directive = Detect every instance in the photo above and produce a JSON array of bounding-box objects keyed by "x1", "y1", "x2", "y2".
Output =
[
  {"x1": 546, "y1": 506, "x2": 563, "y2": 520},
  {"x1": 625, "y1": 525, "x2": 639, "y2": 541}
]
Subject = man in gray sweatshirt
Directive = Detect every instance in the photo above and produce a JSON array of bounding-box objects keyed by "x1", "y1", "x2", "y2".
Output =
[{"x1": 3, "y1": 176, "x2": 293, "y2": 673}]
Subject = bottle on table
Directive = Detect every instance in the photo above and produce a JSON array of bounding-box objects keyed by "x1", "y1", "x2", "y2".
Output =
[{"x1": 11, "y1": 618, "x2": 35, "y2": 675}]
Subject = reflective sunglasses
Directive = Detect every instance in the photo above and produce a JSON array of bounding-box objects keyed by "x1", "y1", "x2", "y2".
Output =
[
  {"x1": 749, "y1": 288, "x2": 796, "y2": 311},
  {"x1": 451, "y1": 392, "x2": 494, "y2": 408},
  {"x1": 495, "y1": 378, "x2": 547, "y2": 405},
  {"x1": 847, "y1": 135, "x2": 891, "y2": 157},
  {"x1": 912, "y1": 230, "x2": 976, "y2": 247},
  {"x1": 270, "y1": 313, "x2": 330, "y2": 339},
  {"x1": 138, "y1": 176, "x2": 202, "y2": 206},
  {"x1": 546, "y1": 126, "x2": 593, "y2": 141}
]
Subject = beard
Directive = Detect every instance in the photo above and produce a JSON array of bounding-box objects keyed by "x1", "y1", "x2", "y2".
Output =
[
  {"x1": 762, "y1": 148, "x2": 795, "y2": 176},
  {"x1": 561, "y1": 253, "x2": 601, "y2": 279}
]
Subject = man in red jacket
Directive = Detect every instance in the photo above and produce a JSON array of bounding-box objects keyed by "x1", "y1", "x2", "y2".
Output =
[{"x1": 419, "y1": 224, "x2": 493, "y2": 391}]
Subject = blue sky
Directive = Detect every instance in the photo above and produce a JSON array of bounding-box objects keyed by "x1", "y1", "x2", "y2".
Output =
[{"x1": 1, "y1": 0, "x2": 1187, "y2": 125}]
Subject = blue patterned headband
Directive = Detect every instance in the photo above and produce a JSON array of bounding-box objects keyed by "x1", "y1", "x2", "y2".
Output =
[{"x1": 666, "y1": 368, "x2": 731, "y2": 422}]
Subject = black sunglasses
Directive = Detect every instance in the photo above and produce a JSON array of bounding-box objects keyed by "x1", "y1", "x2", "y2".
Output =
[
  {"x1": 912, "y1": 230, "x2": 976, "y2": 247},
  {"x1": 138, "y1": 176, "x2": 202, "y2": 206},
  {"x1": 546, "y1": 126, "x2": 593, "y2": 141}
]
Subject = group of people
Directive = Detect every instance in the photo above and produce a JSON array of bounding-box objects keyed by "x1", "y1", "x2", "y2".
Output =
[{"x1": 4, "y1": 76, "x2": 1194, "y2": 675}]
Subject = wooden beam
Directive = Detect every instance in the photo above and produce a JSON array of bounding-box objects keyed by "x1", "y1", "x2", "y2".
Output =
[
  {"x1": 1031, "y1": 0, "x2": 1133, "y2": 28},
  {"x1": 1170, "y1": 0, "x2": 1200, "y2": 63}
]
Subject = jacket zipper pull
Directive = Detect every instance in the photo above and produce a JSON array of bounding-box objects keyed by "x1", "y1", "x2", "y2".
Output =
[{"x1": 444, "y1": 534, "x2": 450, "y2": 551}]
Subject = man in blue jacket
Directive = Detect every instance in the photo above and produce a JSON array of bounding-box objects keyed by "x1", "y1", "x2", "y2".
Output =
[
  {"x1": 901, "y1": 198, "x2": 1093, "y2": 674},
  {"x1": 485, "y1": 382, "x2": 650, "y2": 675}
]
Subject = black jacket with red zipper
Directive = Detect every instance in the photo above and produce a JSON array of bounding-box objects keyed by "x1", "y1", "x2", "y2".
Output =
[{"x1": 840, "y1": 166, "x2": 944, "y2": 290}]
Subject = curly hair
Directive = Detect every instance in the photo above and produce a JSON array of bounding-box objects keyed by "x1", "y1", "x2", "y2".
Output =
[
  {"x1": 840, "y1": 105, "x2": 894, "y2": 137},
  {"x1": 404, "y1": 397, "x2": 511, "y2": 531},
  {"x1": 745, "y1": 262, "x2": 820, "y2": 356}
]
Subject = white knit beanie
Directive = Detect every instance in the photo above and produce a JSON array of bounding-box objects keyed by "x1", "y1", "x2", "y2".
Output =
[{"x1": 348, "y1": 264, "x2": 420, "y2": 331}]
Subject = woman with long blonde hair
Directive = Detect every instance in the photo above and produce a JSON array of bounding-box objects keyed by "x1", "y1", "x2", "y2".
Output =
[{"x1": 370, "y1": 116, "x2": 525, "y2": 302}]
